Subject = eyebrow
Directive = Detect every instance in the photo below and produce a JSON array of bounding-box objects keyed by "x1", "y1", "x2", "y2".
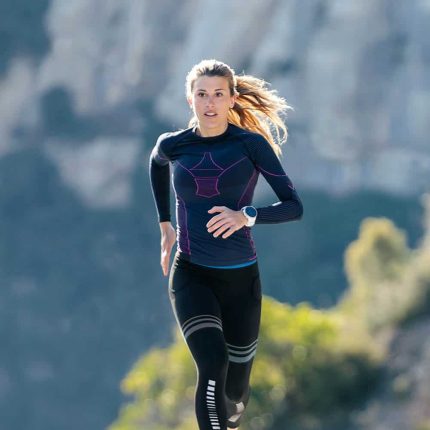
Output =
[{"x1": 196, "y1": 88, "x2": 226, "y2": 92}]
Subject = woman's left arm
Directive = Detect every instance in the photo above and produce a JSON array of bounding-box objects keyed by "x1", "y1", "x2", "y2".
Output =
[
  {"x1": 206, "y1": 135, "x2": 304, "y2": 239},
  {"x1": 251, "y1": 135, "x2": 303, "y2": 224}
]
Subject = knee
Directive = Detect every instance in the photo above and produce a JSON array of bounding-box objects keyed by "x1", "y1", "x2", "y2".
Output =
[
  {"x1": 198, "y1": 343, "x2": 229, "y2": 376},
  {"x1": 227, "y1": 384, "x2": 251, "y2": 404}
]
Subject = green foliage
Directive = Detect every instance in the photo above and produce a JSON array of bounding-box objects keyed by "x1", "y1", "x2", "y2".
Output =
[
  {"x1": 252, "y1": 300, "x2": 381, "y2": 420},
  {"x1": 109, "y1": 327, "x2": 204, "y2": 430},
  {"x1": 345, "y1": 217, "x2": 410, "y2": 286},
  {"x1": 340, "y1": 213, "x2": 430, "y2": 331},
  {"x1": 110, "y1": 194, "x2": 430, "y2": 430},
  {"x1": 109, "y1": 300, "x2": 381, "y2": 430},
  {"x1": 340, "y1": 217, "x2": 410, "y2": 329},
  {"x1": 416, "y1": 422, "x2": 430, "y2": 430}
]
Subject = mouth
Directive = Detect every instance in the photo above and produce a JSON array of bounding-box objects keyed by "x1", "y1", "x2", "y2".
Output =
[{"x1": 204, "y1": 112, "x2": 217, "y2": 117}]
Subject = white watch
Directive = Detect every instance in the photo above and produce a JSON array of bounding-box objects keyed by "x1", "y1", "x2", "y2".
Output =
[{"x1": 241, "y1": 206, "x2": 257, "y2": 227}]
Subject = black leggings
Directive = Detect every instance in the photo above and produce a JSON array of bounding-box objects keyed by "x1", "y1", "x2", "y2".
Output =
[{"x1": 168, "y1": 251, "x2": 262, "y2": 430}]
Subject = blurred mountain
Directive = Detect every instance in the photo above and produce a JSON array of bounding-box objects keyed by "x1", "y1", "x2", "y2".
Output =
[
  {"x1": 1, "y1": 1, "x2": 430, "y2": 430},
  {"x1": 1, "y1": 0, "x2": 430, "y2": 201}
]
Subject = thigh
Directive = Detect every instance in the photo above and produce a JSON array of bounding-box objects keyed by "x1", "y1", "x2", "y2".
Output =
[
  {"x1": 168, "y1": 254, "x2": 225, "y2": 344},
  {"x1": 217, "y1": 263, "x2": 262, "y2": 364}
]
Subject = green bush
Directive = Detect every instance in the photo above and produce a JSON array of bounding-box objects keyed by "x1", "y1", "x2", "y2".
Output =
[
  {"x1": 109, "y1": 299, "x2": 381, "y2": 430},
  {"x1": 110, "y1": 194, "x2": 430, "y2": 430},
  {"x1": 340, "y1": 214, "x2": 430, "y2": 331}
]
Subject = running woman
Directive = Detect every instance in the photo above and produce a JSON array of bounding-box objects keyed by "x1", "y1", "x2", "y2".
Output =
[{"x1": 149, "y1": 59, "x2": 303, "y2": 430}]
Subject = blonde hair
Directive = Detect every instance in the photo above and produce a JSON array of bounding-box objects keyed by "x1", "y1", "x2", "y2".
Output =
[{"x1": 185, "y1": 59, "x2": 293, "y2": 158}]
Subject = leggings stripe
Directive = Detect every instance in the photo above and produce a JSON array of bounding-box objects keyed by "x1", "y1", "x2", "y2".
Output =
[
  {"x1": 226, "y1": 339, "x2": 258, "y2": 350},
  {"x1": 227, "y1": 339, "x2": 258, "y2": 363},
  {"x1": 181, "y1": 314, "x2": 223, "y2": 339},
  {"x1": 206, "y1": 380, "x2": 220, "y2": 429}
]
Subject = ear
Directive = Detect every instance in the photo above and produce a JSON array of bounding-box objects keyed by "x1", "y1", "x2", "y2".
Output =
[{"x1": 230, "y1": 94, "x2": 237, "y2": 108}]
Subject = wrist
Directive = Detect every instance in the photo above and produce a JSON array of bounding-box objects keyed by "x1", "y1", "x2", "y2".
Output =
[
  {"x1": 240, "y1": 206, "x2": 257, "y2": 227},
  {"x1": 239, "y1": 210, "x2": 248, "y2": 225},
  {"x1": 159, "y1": 220, "x2": 172, "y2": 230}
]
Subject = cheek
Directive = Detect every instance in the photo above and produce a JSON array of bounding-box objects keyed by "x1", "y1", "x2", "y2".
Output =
[
  {"x1": 193, "y1": 99, "x2": 205, "y2": 110},
  {"x1": 218, "y1": 102, "x2": 231, "y2": 112}
]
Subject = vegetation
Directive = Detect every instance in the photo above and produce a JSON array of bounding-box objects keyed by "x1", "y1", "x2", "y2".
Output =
[
  {"x1": 110, "y1": 195, "x2": 430, "y2": 430},
  {"x1": 340, "y1": 199, "x2": 430, "y2": 331},
  {"x1": 109, "y1": 301, "x2": 381, "y2": 430}
]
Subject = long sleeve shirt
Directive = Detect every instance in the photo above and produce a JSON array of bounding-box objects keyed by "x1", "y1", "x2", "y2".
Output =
[{"x1": 149, "y1": 121, "x2": 303, "y2": 266}]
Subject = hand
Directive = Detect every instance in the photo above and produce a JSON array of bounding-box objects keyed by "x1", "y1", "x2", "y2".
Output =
[
  {"x1": 159, "y1": 221, "x2": 176, "y2": 277},
  {"x1": 207, "y1": 206, "x2": 248, "y2": 239}
]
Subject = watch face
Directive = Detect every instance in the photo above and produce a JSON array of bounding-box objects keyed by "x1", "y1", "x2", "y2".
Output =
[{"x1": 245, "y1": 206, "x2": 257, "y2": 217}]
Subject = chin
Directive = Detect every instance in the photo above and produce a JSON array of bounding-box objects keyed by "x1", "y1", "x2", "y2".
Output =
[{"x1": 200, "y1": 117, "x2": 226, "y2": 126}]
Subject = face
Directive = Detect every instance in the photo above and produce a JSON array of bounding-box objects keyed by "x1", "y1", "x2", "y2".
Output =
[{"x1": 187, "y1": 75, "x2": 236, "y2": 134}]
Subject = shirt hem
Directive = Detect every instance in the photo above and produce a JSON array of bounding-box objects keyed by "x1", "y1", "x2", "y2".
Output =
[{"x1": 176, "y1": 250, "x2": 257, "y2": 268}]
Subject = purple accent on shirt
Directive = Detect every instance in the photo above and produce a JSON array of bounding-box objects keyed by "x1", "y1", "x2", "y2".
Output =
[
  {"x1": 255, "y1": 165, "x2": 296, "y2": 189},
  {"x1": 191, "y1": 151, "x2": 224, "y2": 170},
  {"x1": 194, "y1": 178, "x2": 220, "y2": 198},
  {"x1": 188, "y1": 153, "x2": 223, "y2": 197},
  {"x1": 255, "y1": 165, "x2": 286, "y2": 176},
  {"x1": 219, "y1": 156, "x2": 247, "y2": 176},
  {"x1": 237, "y1": 168, "x2": 258, "y2": 258},
  {"x1": 177, "y1": 161, "x2": 196, "y2": 176},
  {"x1": 177, "y1": 194, "x2": 191, "y2": 255},
  {"x1": 237, "y1": 168, "x2": 257, "y2": 208},
  {"x1": 179, "y1": 152, "x2": 248, "y2": 198}
]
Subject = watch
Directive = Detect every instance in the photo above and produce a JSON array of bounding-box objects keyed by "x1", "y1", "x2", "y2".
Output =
[{"x1": 241, "y1": 206, "x2": 257, "y2": 227}]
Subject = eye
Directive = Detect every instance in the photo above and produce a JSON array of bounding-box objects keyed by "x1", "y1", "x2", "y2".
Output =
[
  {"x1": 197, "y1": 92, "x2": 206, "y2": 97},
  {"x1": 216, "y1": 92, "x2": 224, "y2": 97}
]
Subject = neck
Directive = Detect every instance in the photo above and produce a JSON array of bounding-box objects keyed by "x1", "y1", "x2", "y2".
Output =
[{"x1": 196, "y1": 122, "x2": 228, "y2": 137}]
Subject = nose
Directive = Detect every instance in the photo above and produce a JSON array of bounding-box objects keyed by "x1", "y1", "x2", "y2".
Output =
[{"x1": 206, "y1": 95, "x2": 216, "y2": 106}]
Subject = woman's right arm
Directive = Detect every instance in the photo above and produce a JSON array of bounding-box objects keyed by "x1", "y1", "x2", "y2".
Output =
[
  {"x1": 149, "y1": 136, "x2": 176, "y2": 276},
  {"x1": 149, "y1": 136, "x2": 171, "y2": 223}
]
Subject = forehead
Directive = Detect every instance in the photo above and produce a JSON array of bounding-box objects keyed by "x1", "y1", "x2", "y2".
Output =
[{"x1": 193, "y1": 75, "x2": 230, "y2": 91}]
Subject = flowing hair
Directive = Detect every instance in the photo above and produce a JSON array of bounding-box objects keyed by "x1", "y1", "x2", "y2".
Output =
[{"x1": 185, "y1": 59, "x2": 294, "y2": 158}]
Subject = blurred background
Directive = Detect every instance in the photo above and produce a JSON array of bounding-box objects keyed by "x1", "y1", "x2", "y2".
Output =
[{"x1": 1, "y1": 1, "x2": 430, "y2": 429}]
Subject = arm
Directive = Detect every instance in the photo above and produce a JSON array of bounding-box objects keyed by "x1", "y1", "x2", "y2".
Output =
[
  {"x1": 250, "y1": 135, "x2": 303, "y2": 224},
  {"x1": 149, "y1": 134, "x2": 176, "y2": 277},
  {"x1": 148, "y1": 134, "x2": 171, "y2": 223}
]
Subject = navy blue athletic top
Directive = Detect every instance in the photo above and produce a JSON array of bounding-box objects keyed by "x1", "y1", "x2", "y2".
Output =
[{"x1": 149, "y1": 122, "x2": 303, "y2": 267}]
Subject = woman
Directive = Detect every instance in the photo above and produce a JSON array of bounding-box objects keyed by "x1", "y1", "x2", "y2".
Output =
[{"x1": 149, "y1": 59, "x2": 303, "y2": 430}]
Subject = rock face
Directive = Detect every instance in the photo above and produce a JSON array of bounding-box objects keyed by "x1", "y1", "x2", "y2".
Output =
[{"x1": 1, "y1": 0, "x2": 430, "y2": 207}]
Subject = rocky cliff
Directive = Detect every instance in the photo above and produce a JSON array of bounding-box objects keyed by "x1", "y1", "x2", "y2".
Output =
[{"x1": 1, "y1": 0, "x2": 429, "y2": 209}]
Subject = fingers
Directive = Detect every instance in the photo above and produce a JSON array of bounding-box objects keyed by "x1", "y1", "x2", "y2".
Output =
[
  {"x1": 213, "y1": 222, "x2": 234, "y2": 238},
  {"x1": 161, "y1": 246, "x2": 172, "y2": 277},
  {"x1": 207, "y1": 217, "x2": 229, "y2": 233},
  {"x1": 207, "y1": 207, "x2": 243, "y2": 239},
  {"x1": 161, "y1": 254, "x2": 170, "y2": 276},
  {"x1": 207, "y1": 206, "x2": 227, "y2": 228},
  {"x1": 220, "y1": 226, "x2": 236, "y2": 239},
  {"x1": 207, "y1": 206, "x2": 225, "y2": 214},
  {"x1": 160, "y1": 226, "x2": 176, "y2": 276},
  {"x1": 210, "y1": 221, "x2": 237, "y2": 239}
]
